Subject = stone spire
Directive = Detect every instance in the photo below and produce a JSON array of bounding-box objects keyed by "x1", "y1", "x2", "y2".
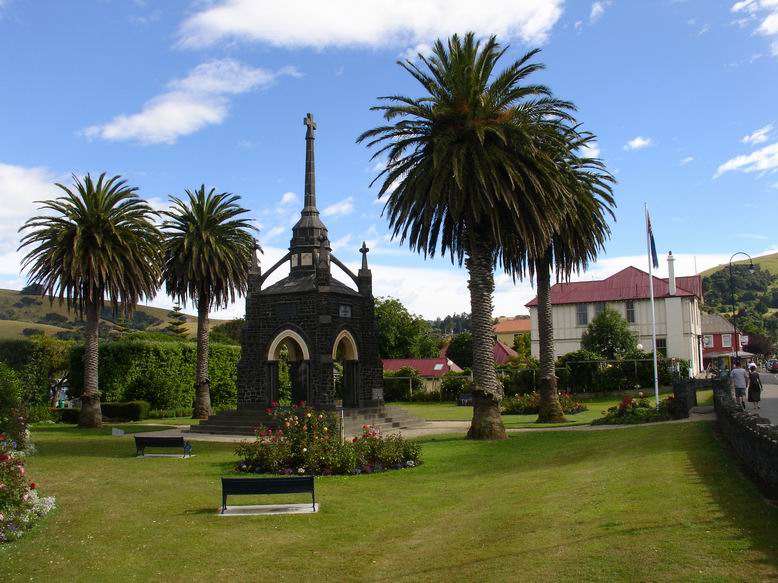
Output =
[{"x1": 290, "y1": 113, "x2": 330, "y2": 275}]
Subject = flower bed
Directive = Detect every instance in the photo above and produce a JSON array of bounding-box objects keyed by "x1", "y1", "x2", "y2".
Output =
[
  {"x1": 501, "y1": 392, "x2": 588, "y2": 416},
  {"x1": 0, "y1": 432, "x2": 55, "y2": 543},
  {"x1": 235, "y1": 402, "x2": 421, "y2": 476},
  {"x1": 591, "y1": 394, "x2": 678, "y2": 425}
]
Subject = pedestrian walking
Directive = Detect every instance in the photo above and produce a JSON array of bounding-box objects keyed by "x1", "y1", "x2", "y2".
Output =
[
  {"x1": 747, "y1": 363, "x2": 762, "y2": 410},
  {"x1": 730, "y1": 359, "x2": 748, "y2": 410}
]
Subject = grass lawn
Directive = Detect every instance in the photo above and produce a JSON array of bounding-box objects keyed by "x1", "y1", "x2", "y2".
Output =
[{"x1": 3, "y1": 422, "x2": 777, "y2": 582}]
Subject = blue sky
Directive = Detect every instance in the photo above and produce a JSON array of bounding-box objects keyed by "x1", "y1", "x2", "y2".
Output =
[{"x1": 1, "y1": 0, "x2": 777, "y2": 319}]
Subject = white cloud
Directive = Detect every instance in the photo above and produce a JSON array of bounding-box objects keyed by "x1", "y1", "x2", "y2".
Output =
[
  {"x1": 263, "y1": 226, "x2": 286, "y2": 241},
  {"x1": 742, "y1": 123, "x2": 773, "y2": 144},
  {"x1": 732, "y1": 1, "x2": 778, "y2": 56},
  {"x1": 401, "y1": 43, "x2": 433, "y2": 61},
  {"x1": 738, "y1": 233, "x2": 768, "y2": 239},
  {"x1": 680, "y1": 156, "x2": 694, "y2": 165},
  {"x1": 590, "y1": 1, "x2": 611, "y2": 23},
  {"x1": 322, "y1": 196, "x2": 354, "y2": 217},
  {"x1": 715, "y1": 141, "x2": 778, "y2": 177},
  {"x1": 579, "y1": 141, "x2": 600, "y2": 158},
  {"x1": 623, "y1": 136, "x2": 652, "y2": 151},
  {"x1": 770, "y1": 181, "x2": 778, "y2": 189},
  {"x1": 279, "y1": 191, "x2": 297, "y2": 205},
  {"x1": 331, "y1": 234, "x2": 353, "y2": 253},
  {"x1": 83, "y1": 59, "x2": 299, "y2": 144},
  {"x1": 178, "y1": 0, "x2": 564, "y2": 49}
]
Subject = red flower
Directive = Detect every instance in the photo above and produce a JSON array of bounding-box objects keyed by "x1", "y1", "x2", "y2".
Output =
[
  {"x1": 352, "y1": 437, "x2": 358, "y2": 443},
  {"x1": 271, "y1": 400, "x2": 279, "y2": 408},
  {"x1": 296, "y1": 400, "x2": 306, "y2": 408},
  {"x1": 0, "y1": 433, "x2": 6, "y2": 441},
  {"x1": 0, "y1": 453, "x2": 9, "y2": 462},
  {"x1": 265, "y1": 408, "x2": 273, "y2": 415},
  {"x1": 29, "y1": 482, "x2": 36, "y2": 490}
]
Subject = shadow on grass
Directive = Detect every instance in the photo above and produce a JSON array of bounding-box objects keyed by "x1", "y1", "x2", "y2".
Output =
[{"x1": 683, "y1": 423, "x2": 778, "y2": 571}]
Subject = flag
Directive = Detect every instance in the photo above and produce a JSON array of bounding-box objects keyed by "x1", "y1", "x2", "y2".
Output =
[{"x1": 646, "y1": 211, "x2": 659, "y2": 270}]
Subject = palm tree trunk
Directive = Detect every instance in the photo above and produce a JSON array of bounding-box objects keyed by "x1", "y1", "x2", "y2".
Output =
[
  {"x1": 536, "y1": 251, "x2": 567, "y2": 423},
  {"x1": 78, "y1": 300, "x2": 102, "y2": 427},
  {"x1": 193, "y1": 292, "x2": 212, "y2": 419},
  {"x1": 465, "y1": 230, "x2": 507, "y2": 440}
]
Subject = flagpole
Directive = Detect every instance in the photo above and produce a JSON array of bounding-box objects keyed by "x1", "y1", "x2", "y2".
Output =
[{"x1": 645, "y1": 203, "x2": 660, "y2": 410}]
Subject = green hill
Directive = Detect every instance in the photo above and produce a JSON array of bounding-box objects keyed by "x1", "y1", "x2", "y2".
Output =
[
  {"x1": 0, "y1": 288, "x2": 229, "y2": 340},
  {"x1": 700, "y1": 251, "x2": 778, "y2": 277}
]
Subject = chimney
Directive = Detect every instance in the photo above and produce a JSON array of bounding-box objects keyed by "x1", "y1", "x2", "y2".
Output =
[{"x1": 667, "y1": 251, "x2": 676, "y2": 295}]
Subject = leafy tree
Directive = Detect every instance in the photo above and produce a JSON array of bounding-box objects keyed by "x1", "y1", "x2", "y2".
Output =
[
  {"x1": 19, "y1": 173, "x2": 162, "y2": 426},
  {"x1": 429, "y1": 313, "x2": 471, "y2": 336},
  {"x1": 445, "y1": 332, "x2": 472, "y2": 369},
  {"x1": 375, "y1": 297, "x2": 438, "y2": 358},
  {"x1": 165, "y1": 304, "x2": 189, "y2": 339},
  {"x1": 743, "y1": 333, "x2": 773, "y2": 357},
  {"x1": 580, "y1": 308, "x2": 637, "y2": 359},
  {"x1": 161, "y1": 186, "x2": 257, "y2": 419},
  {"x1": 512, "y1": 333, "x2": 532, "y2": 365},
  {"x1": 210, "y1": 318, "x2": 244, "y2": 346},
  {"x1": 359, "y1": 34, "x2": 573, "y2": 439}
]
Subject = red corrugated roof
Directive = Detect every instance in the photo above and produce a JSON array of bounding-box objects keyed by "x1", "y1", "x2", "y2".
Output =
[
  {"x1": 382, "y1": 357, "x2": 464, "y2": 378},
  {"x1": 493, "y1": 319, "x2": 531, "y2": 333},
  {"x1": 494, "y1": 340, "x2": 519, "y2": 365},
  {"x1": 525, "y1": 266, "x2": 702, "y2": 307}
]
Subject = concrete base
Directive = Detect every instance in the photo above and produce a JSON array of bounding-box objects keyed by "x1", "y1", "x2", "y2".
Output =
[{"x1": 218, "y1": 503, "x2": 319, "y2": 516}]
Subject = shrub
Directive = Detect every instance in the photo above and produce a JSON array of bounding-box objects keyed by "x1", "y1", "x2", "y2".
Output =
[
  {"x1": 501, "y1": 391, "x2": 587, "y2": 416},
  {"x1": 591, "y1": 394, "x2": 677, "y2": 425},
  {"x1": 52, "y1": 408, "x2": 80, "y2": 424},
  {"x1": 68, "y1": 340, "x2": 239, "y2": 409},
  {"x1": 149, "y1": 407, "x2": 194, "y2": 419},
  {"x1": 100, "y1": 401, "x2": 150, "y2": 421},
  {"x1": 409, "y1": 389, "x2": 441, "y2": 402},
  {"x1": 382, "y1": 366, "x2": 423, "y2": 401},
  {"x1": 0, "y1": 433, "x2": 56, "y2": 543},
  {"x1": 235, "y1": 403, "x2": 421, "y2": 476},
  {"x1": 25, "y1": 405, "x2": 53, "y2": 424},
  {"x1": 0, "y1": 338, "x2": 73, "y2": 406},
  {"x1": 0, "y1": 364, "x2": 28, "y2": 449},
  {"x1": 440, "y1": 373, "x2": 472, "y2": 400}
]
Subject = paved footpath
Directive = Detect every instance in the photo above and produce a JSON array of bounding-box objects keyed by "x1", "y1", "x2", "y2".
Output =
[
  {"x1": 757, "y1": 370, "x2": 778, "y2": 424},
  {"x1": 134, "y1": 409, "x2": 717, "y2": 444}
]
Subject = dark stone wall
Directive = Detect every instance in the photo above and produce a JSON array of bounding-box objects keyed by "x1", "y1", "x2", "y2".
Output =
[
  {"x1": 713, "y1": 380, "x2": 778, "y2": 496},
  {"x1": 237, "y1": 272, "x2": 383, "y2": 409}
]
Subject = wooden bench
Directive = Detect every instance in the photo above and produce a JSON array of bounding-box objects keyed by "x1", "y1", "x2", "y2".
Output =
[
  {"x1": 134, "y1": 435, "x2": 192, "y2": 457},
  {"x1": 220, "y1": 476, "x2": 316, "y2": 514}
]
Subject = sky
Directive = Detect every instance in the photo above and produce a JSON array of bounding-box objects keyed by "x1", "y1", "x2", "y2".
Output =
[{"x1": 1, "y1": 0, "x2": 777, "y2": 321}]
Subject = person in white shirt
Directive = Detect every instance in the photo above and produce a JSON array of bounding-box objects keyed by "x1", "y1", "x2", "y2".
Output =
[{"x1": 730, "y1": 360, "x2": 748, "y2": 411}]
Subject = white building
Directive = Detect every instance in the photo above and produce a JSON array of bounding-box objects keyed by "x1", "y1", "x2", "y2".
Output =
[{"x1": 525, "y1": 253, "x2": 704, "y2": 375}]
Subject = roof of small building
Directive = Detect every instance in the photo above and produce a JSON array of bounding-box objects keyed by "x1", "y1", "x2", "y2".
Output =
[
  {"x1": 493, "y1": 318, "x2": 531, "y2": 334},
  {"x1": 525, "y1": 266, "x2": 703, "y2": 307},
  {"x1": 493, "y1": 340, "x2": 519, "y2": 365},
  {"x1": 701, "y1": 312, "x2": 736, "y2": 334},
  {"x1": 382, "y1": 357, "x2": 464, "y2": 378}
]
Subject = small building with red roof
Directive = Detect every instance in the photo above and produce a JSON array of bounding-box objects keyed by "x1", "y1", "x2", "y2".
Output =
[
  {"x1": 382, "y1": 357, "x2": 464, "y2": 392},
  {"x1": 493, "y1": 317, "x2": 531, "y2": 347},
  {"x1": 525, "y1": 253, "x2": 704, "y2": 375}
]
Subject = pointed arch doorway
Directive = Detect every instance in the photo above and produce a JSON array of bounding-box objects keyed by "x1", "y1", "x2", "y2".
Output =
[
  {"x1": 267, "y1": 330, "x2": 311, "y2": 404},
  {"x1": 333, "y1": 330, "x2": 359, "y2": 407}
]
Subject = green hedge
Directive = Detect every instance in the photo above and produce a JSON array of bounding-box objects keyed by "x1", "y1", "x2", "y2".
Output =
[
  {"x1": 52, "y1": 408, "x2": 80, "y2": 423},
  {"x1": 101, "y1": 401, "x2": 150, "y2": 421},
  {"x1": 68, "y1": 340, "x2": 240, "y2": 409},
  {"x1": 0, "y1": 337, "x2": 73, "y2": 405}
]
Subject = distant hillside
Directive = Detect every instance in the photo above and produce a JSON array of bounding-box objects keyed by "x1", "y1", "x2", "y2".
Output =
[
  {"x1": 700, "y1": 251, "x2": 778, "y2": 277},
  {"x1": 0, "y1": 288, "x2": 228, "y2": 340}
]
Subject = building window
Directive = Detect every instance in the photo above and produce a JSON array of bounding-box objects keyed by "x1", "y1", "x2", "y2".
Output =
[
  {"x1": 702, "y1": 335, "x2": 713, "y2": 349},
  {"x1": 655, "y1": 338, "x2": 667, "y2": 357},
  {"x1": 594, "y1": 302, "x2": 606, "y2": 317},
  {"x1": 722, "y1": 334, "x2": 732, "y2": 348},
  {"x1": 576, "y1": 304, "x2": 588, "y2": 326},
  {"x1": 625, "y1": 300, "x2": 635, "y2": 323}
]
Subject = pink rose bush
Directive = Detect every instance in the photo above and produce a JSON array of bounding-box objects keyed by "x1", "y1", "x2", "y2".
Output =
[
  {"x1": 0, "y1": 433, "x2": 55, "y2": 543},
  {"x1": 235, "y1": 402, "x2": 420, "y2": 475}
]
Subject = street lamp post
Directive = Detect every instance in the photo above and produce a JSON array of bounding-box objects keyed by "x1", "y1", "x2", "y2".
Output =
[{"x1": 728, "y1": 251, "x2": 755, "y2": 361}]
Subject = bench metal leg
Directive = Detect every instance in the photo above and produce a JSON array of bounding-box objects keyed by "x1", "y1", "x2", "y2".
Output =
[
  {"x1": 312, "y1": 489, "x2": 316, "y2": 512},
  {"x1": 222, "y1": 494, "x2": 227, "y2": 514}
]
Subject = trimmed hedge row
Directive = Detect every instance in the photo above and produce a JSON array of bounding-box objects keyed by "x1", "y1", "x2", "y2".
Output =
[
  {"x1": 68, "y1": 340, "x2": 240, "y2": 409},
  {"x1": 101, "y1": 401, "x2": 150, "y2": 421}
]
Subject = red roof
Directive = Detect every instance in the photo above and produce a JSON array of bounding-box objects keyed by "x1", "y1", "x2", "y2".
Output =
[
  {"x1": 494, "y1": 340, "x2": 519, "y2": 365},
  {"x1": 525, "y1": 266, "x2": 702, "y2": 307},
  {"x1": 382, "y1": 358, "x2": 464, "y2": 378},
  {"x1": 493, "y1": 319, "x2": 531, "y2": 334}
]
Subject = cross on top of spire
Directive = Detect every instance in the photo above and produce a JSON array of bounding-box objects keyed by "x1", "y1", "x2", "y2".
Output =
[{"x1": 304, "y1": 113, "x2": 316, "y2": 138}]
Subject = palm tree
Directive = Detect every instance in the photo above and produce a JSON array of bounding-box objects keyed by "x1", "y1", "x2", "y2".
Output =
[
  {"x1": 161, "y1": 186, "x2": 257, "y2": 419},
  {"x1": 533, "y1": 130, "x2": 615, "y2": 422},
  {"x1": 358, "y1": 33, "x2": 573, "y2": 439},
  {"x1": 18, "y1": 173, "x2": 162, "y2": 427}
]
